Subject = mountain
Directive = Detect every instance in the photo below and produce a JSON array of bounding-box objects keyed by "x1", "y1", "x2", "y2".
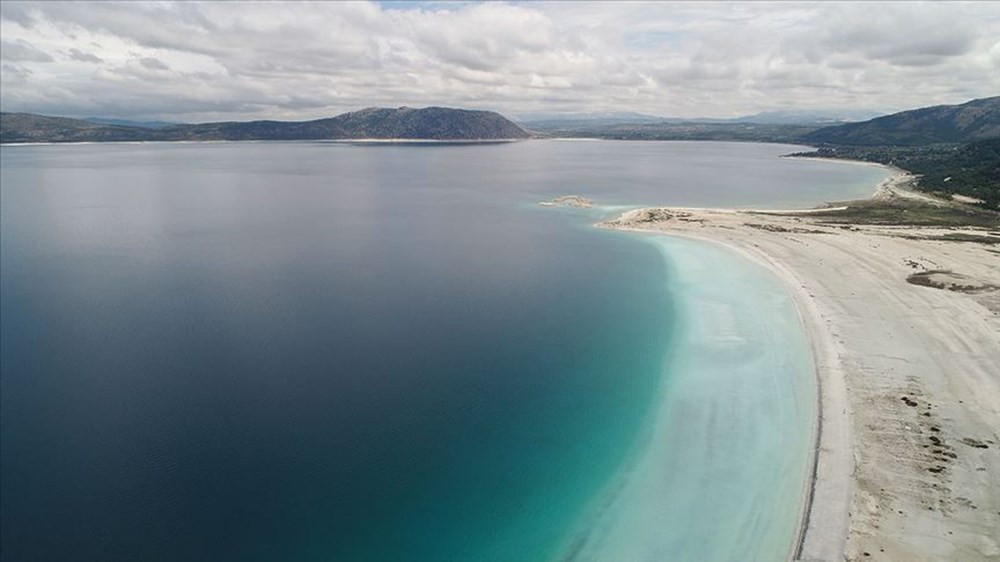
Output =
[
  {"x1": 525, "y1": 120, "x2": 818, "y2": 142},
  {"x1": 84, "y1": 117, "x2": 179, "y2": 129},
  {"x1": 0, "y1": 107, "x2": 531, "y2": 143},
  {"x1": 523, "y1": 108, "x2": 880, "y2": 135},
  {"x1": 733, "y1": 109, "x2": 882, "y2": 125},
  {"x1": 519, "y1": 111, "x2": 671, "y2": 130},
  {"x1": 802, "y1": 96, "x2": 1000, "y2": 146},
  {"x1": 0, "y1": 113, "x2": 155, "y2": 143},
  {"x1": 518, "y1": 111, "x2": 666, "y2": 122}
]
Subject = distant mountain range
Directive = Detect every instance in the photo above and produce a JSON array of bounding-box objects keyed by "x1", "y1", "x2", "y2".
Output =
[
  {"x1": 522, "y1": 108, "x2": 883, "y2": 130},
  {"x1": 84, "y1": 117, "x2": 179, "y2": 129},
  {"x1": 0, "y1": 107, "x2": 531, "y2": 143},
  {"x1": 4, "y1": 98, "x2": 997, "y2": 147},
  {"x1": 731, "y1": 109, "x2": 884, "y2": 126},
  {"x1": 520, "y1": 97, "x2": 999, "y2": 147},
  {"x1": 803, "y1": 97, "x2": 1000, "y2": 146}
]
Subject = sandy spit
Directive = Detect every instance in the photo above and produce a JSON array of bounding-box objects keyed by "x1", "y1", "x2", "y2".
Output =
[{"x1": 600, "y1": 179, "x2": 1000, "y2": 561}]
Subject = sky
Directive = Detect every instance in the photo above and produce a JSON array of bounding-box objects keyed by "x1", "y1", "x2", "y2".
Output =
[{"x1": 1, "y1": 1, "x2": 998, "y2": 122}]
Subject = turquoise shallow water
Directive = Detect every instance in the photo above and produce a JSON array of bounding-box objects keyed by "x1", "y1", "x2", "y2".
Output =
[
  {"x1": 559, "y1": 235, "x2": 816, "y2": 561},
  {"x1": 1, "y1": 141, "x2": 882, "y2": 561}
]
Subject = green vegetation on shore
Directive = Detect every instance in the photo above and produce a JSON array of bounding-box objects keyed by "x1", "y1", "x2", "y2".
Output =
[
  {"x1": 789, "y1": 139, "x2": 1000, "y2": 210},
  {"x1": 529, "y1": 122, "x2": 818, "y2": 143},
  {"x1": 785, "y1": 97, "x2": 1000, "y2": 210},
  {"x1": 799, "y1": 196, "x2": 1000, "y2": 229}
]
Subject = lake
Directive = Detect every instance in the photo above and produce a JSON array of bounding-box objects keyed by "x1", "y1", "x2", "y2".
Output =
[{"x1": 0, "y1": 140, "x2": 888, "y2": 561}]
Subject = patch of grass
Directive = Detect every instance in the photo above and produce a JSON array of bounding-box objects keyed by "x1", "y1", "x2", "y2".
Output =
[
  {"x1": 906, "y1": 270, "x2": 999, "y2": 292},
  {"x1": 929, "y1": 233, "x2": 1000, "y2": 245},
  {"x1": 806, "y1": 200, "x2": 1000, "y2": 228},
  {"x1": 743, "y1": 222, "x2": 829, "y2": 234}
]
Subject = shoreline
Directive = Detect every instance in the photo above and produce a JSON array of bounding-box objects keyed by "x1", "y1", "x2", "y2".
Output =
[
  {"x1": 600, "y1": 182, "x2": 1000, "y2": 560},
  {"x1": 603, "y1": 222, "x2": 849, "y2": 562},
  {"x1": 556, "y1": 232, "x2": 819, "y2": 562},
  {"x1": 780, "y1": 153, "x2": 903, "y2": 172}
]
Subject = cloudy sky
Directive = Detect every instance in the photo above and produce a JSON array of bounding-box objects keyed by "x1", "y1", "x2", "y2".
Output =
[{"x1": 1, "y1": 1, "x2": 998, "y2": 122}]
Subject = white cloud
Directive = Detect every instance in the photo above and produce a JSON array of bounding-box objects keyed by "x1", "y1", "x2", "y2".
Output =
[{"x1": 0, "y1": 1, "x2": 997, "y2": 121}]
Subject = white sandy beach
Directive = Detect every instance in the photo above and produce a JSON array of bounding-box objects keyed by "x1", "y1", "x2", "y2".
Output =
[{"x1": 602, "y1": 174, "x2": 1000, "y2": 561}]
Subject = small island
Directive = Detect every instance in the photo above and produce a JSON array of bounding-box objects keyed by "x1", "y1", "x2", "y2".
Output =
[{"x1": 538, "y1": 195, "x2": 594, "y2": 208}]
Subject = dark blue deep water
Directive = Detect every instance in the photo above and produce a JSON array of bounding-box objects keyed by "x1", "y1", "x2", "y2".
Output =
[{"x1": 0, "y1": 141, "x2": 887, "y2": 561}]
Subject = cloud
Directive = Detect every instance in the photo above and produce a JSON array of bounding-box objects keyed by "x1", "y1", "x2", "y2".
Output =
[
  {"x1": 788, "y1": 3, "x2": 980, "y2": 68},
  {"x1": 1, "y1": 38, "x2": 54, "y2": 62},
  {"x1": 1, "y1": 63, "x2": 33, "y2": 83},
  {"x1": 67, "y1": 47, "x2": 102, "y2": 63},
  {"x1": 0, "y1": 1, "x2": 997, "y2": 121},
  {"x1": 139, "y1": 56, "x2": 169, "y2": 70}
]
